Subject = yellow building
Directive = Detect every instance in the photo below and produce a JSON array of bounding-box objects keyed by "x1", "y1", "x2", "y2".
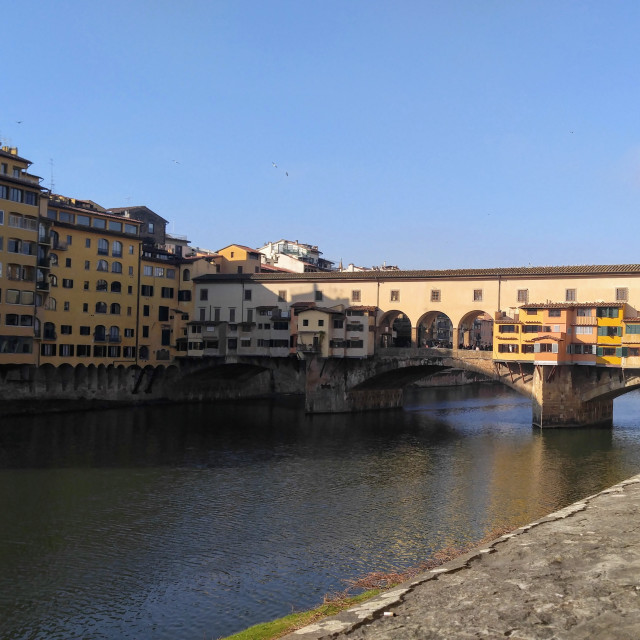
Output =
[
  {"x1": 216, "y1": 244, "x2": 263, "y2": 274},
  {"x1": 493, "y1": 302, "x2": 628, "y2": 367},
  {"x1": 39, "y1": 196, "x2": 142, "y2": 365},
  {"x1": 0, "y1": 146, "x2": 48, "y2": 365}
]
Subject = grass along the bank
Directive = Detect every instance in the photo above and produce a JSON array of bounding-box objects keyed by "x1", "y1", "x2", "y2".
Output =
[{"x1": 220, "y1": 525, "x2": 514, "y2": 640}]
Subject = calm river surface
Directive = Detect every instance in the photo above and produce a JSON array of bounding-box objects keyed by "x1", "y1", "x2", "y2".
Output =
[{"x1": 2, "y1": 384, "x2": 640, "y2": 639}]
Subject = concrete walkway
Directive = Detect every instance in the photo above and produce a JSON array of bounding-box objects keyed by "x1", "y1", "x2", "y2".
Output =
[{"x1": 285, "y1": 474, "x2": 640, "y2": 640}]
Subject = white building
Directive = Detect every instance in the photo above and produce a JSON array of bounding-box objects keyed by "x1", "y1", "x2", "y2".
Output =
[{"x1": 258, "y1": 239, "x2": 334, "y2": 272}]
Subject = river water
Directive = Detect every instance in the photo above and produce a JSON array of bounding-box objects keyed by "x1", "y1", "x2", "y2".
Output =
[{"x1": 2, "y1": 384, "x2": 640, "y2": 639}]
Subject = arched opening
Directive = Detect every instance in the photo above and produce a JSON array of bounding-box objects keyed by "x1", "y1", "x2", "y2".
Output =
[
  {"x1": 458, "y1": 310, "x2": 494, "y2": 350},
  {"x1": 379, "y1": 311, "x2": 413, "y2": 348},
  {"x1": 416, "y1": 311, "x2": 454, "y2": 348}
]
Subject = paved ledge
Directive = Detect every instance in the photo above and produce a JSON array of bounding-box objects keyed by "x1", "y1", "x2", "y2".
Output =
[{"x1": 284, "y1": 474, "x2": 640, "y2": 640}]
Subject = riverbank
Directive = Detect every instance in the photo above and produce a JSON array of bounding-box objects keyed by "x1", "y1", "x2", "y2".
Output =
[{"x1": 285, "y1": 473, "x2": 640, "y2": 639}]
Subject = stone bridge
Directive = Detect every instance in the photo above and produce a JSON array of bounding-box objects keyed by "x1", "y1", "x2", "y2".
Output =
[{"x1": 302, "y1": 348, "x2": 640, "y2": 428}]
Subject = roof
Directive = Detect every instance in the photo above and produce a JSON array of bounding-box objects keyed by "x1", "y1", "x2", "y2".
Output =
[
  {"x1": 217, "y1": 244, "x2": 261, "y2": 254},
  {"x1": 109, "y1": 205, "x2": 169, "y2": 224},
  {"x1": 0, "y1": 147, "x2": 31, "y2": 165},
  {"x1": 521, "y1": 301, "x2": 625, "y2": 309},
  {"x1": 194, "y1": 264, "x2": 640, "y2": 283}
]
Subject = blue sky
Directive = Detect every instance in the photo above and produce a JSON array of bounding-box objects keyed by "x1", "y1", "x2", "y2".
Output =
[{"x1": 3, "y1": 1, "x2": 640, "y2": 270}]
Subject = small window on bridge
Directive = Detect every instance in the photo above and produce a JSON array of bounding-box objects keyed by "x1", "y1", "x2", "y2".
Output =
[
  {"x1": 473, "y1": 289, "x2": 483, "y2": 302},
  {"x1": 517, "y1": 289, "x2": 528, "y2": 303},
  {"x1": 390, "y1": 290, "x2": 400, "y2": 302},
  {"x1": 431, "y1": 289, "x2": 440, "y2": 302},
  {"x1": 616, "y1": 288, "x2": 629, "y2": 302},
  {"x1": 352, "y1": 290, "x2": 361, "y2": 302},
  {"x1": 566, "y1": 289, "x2": 577, "y2": 302}
]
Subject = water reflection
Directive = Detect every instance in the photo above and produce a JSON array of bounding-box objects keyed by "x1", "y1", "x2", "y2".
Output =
[{"x1": 1, "y1": 385, "x2": 640, "y2": 639}]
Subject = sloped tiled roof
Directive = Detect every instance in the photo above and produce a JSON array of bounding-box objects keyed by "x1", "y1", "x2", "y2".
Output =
[{"x1": 195, "y1": 264, "x2": 640, "y2": 282}]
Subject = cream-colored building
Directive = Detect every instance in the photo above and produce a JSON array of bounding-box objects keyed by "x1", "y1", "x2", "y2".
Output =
[{"x1": 189, "y1": 266, "x2": 640, "y2": 361}]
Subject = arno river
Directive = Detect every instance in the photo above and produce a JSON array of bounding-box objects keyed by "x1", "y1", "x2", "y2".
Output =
[{"x1": 3, "y1": 385, "x2": 640, "y2": 639}]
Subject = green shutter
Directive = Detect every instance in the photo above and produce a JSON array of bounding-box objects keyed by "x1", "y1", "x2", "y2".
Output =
[{"x1": 597, "y1": 346, "x2": 603, "y2": 356}]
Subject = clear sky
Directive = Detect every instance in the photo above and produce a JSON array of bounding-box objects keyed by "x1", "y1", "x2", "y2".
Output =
[{"x1": 2, "y1": 1, "x2": 640, "y2": 270}]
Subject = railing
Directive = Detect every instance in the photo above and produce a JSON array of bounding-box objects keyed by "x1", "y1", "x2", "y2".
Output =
[{"x1": 297, "y1": 344, "x2": 321, "y2": 353}]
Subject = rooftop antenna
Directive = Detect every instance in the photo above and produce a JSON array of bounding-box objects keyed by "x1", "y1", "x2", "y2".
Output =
[{"x1": 49, "y1": 158, "x2": 55, "y2": 192}]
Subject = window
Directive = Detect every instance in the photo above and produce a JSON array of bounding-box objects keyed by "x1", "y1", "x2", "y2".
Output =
[
  {"x1": 82, "y1": 303, "x2": 88, "y2": 312},
  {"x1": 78, "y1": 215, "x2": 91, "y2": 227},
  {"x1": 183, "y1": 269, "x2": 191, "y2": 281},
  {"x1": 178, "y1": 290, "x2": 191, "y2": 302},
  {"x1": 166, "y1": 269, "x2": 175, "y2": 279},
  {"x1": 65, "y1": 258, "x2": 71, "y2": 268},
  {"x1": 155, "y1": 267, "x2": 164, "y2": 277},
  {"x1": 128, "y1": 266, "x2": 134, "y2": 276},
  {"x1": 596, "y1": 307, "x2": 619, "y2": 318},
  {"x1": 566, "y1": 289, "x2": 577, "y2": 302},
  {"x1": 80, "y1": 326, "x2": 91, "y2": 335},
  {"x1": 352, "y1": 290, "x2": 361, "y2": 302},
  {"x1": 96, "y1": 280, "x2": 108, "y2": 291},
  {"x1": 577, "y1": 308, "x2": 592, "y2": 317},
  {"x1": 129, "y1": 245, "x2": 135, "y2": 254},
  {"x1": 160, "y1": 287, "x2": 174, "y2": 298},
  {"x1": 548, "y1": 309, "x2": 561, "y2": 317},
  {"x1": 97, "y1": 259, "x2": 109, "y2": 271},
  {"x1": 92, "y1": 218, "x2": 106, "y2": 230},
  {"x1": 499, "y1": 324, "x2": 518, "y2": 333},
  {"x1": 112, "y1": 241, "x2": 123, "y2": 257},
  {"x1": 142, "y1": 326, "x2": 149, "y2": 338},
  {"x1": 148, "y1": 222, "x2": 154, "y2": 233},
  {"x1": 98, "y1": 238, "x2": 109, "y2": 255},
  {"x1": 111, "y1": 262, "x2": 122, "y2": 273},
  {"x1": 110, "y1": 303, "x2": 121, "y2": 315},
  {"x1": 143, "y1": 305, "x2": 150, "y2": 317},
  {"x1": 473, "y1": 289, "x2": 483, "y2": 302},
  {"x1": 431, "y1": 290, "x2": 441, "y2": 303},
  {"x1": 302, "y1": 318, "x2": 309, "y2": 327},
  {"x1": 111, "y1": 281, "x2": 122, "y2": 293},
  {"x1": 61, "y1": 325, "x2": 72, "y2": 335},
  {"x1": 96, "y1": 302, "x2": 107, "y2": 313},
  {"x1": 244, "y1": 289, "x2": 252, "y2": 301},
  {"x1": 85, "y1": 260, "x2": 90, "y2": 270},
  {"x1": 159, "y1": 306, "x2": 169, "y2": 321},
  {"x1": 598, "y1": 326, "x2": 622, "y2": 337},
  {"x1": 616, "y1": 288, "x2": 629, "y2": 302},
  {"x1": 143, "y1": 265, "x2": 153, "y2": 276},
  {"x1": 62, "y1": 279, "x2": 73, "y2": 288},
  {"x1": 109, "y1": 326, "x2": 120, "y2": 342},
  {"x1": 575, "y1": 326, "x2": 593, "y2": 335},
  {"x1": 390, "y1": 290, "x2": 400, "y2": 302},
  {"x1": 141, "y1": 285, "x2": 154, "y2": 297},
  {"x1": 498, "y1": 344, "x2": 519, "y2": 353},
  {"x1": 315, "y1": 290, "x2": 323, "y2": 302},
  {"x1": 318, "y1": 319, "x2": 324, "y2": 327},
  {"x1": 63, "y1": 301, "x2": 70, "y2": 311},
  {"x1": 626, "y1": 324, "x2": 640, "y2": 335},
  {"x1": 517, "y1": 289, "x2": 529, "y2": 303},
  {"x1": 229, "y1": 308, "x2": 236, "y2": 322},
  {"x1": 200, "y1": 289, "x2": 208, "y2": 301},
  {"x1": 108, "y1": 221, "x2": 122, "y2": 233},
  {"x1": 124, "y1": 328, "x2": 134, "y2": 338},
  {"x1": 161, "y1": 329, "x2": 171, "y2": 346},
  {"x1": 278, "y1": 290, "x2": 287, "y2": 302},
  {"x1": 334, "y1": 319, "x2": 344, "y2": 329},
  {"x1": 59, "y1": 211, "x2": 74, "y2": 223}
]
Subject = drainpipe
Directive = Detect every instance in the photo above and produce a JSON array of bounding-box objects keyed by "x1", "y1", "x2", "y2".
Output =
[{"x1": 497, "y1": 274, "x2": 502, "y2": 313}]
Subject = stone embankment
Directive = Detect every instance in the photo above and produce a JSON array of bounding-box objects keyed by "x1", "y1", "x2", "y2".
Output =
[{"x1": 286, "y1": 474, "x2": 640, "y2": 640}]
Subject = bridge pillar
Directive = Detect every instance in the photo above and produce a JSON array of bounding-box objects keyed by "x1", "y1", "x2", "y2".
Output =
[
  {"x1": 411, "y1": 326, "x2": 418, "y2": 348},
  {"x1": 452, "y1": 328, "x2": 460, "y2": 349},
  {"x1": 532, "y1": 365, "x2": 613, "y2": 428}
]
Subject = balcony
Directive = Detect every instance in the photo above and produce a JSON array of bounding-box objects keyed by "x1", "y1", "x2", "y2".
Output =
[
  {"x1": 42, "y1": 332, "x2": 57, "y2": 341},
  {"x1": 297, "y1": 344, "x2": 320, "y2": 354},
  {"x1": 36, "y1": 281, "x2": 50, "y2": 291},
  {"x1": 108, "y1": 336, "x2": 122, "y2": 343}
]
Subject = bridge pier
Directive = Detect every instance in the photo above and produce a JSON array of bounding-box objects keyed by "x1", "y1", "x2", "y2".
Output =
[{"x1": 532, "y1": 365, "x2": 613, "y2": 428}]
